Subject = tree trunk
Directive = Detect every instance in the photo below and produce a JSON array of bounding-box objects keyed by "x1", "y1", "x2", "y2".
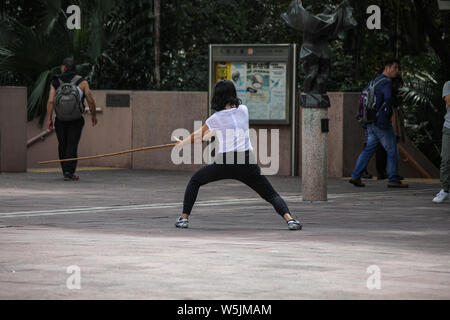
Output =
[{"x1": 154, "y1": 0, "x2": 161, "y2": 89}]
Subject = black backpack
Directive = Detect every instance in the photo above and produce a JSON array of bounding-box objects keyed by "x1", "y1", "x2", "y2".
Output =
[{"x1": 54, "y1": 75, "x2": 84, "y2": 121}]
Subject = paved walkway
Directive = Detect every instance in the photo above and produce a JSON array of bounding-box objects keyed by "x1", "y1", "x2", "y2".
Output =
[{"x1": 0, "y1": 168, "x2": 448, "y2": 299}]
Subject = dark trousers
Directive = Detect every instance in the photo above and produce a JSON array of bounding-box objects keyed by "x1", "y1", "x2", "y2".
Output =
[
  {"x1": 376, "y1": 144, "x2": 388, "y2": 176},
  {"x1": 54, "y1": 117, "x2": 84, "y2": 175},
  {"x1": 182, "y1": 150, "x2": 290, "y2": 217},
  {"x1": 441, "y1": 126, "x2": 450, "y2": 191}
]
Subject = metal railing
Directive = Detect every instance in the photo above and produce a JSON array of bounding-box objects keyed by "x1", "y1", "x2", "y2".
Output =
[{"x1": 27, "y1": 129, "x2": 52, "y2": 148}]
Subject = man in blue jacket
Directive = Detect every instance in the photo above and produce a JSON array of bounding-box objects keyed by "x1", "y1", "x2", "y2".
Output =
[{"x1": 349, "y1": 58, "x2": 408, "y2": 188}]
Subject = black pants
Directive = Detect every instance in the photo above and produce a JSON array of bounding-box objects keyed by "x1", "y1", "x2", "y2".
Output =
[
  {"x1": 182, "y1": 150, "x2": 290, "y2": 217},
  {"x1": 54, "y1": 117, "x2": 84, "y2": 175},
  {"x1": 376, "y1": 144, "x2": 388, "y2": 176}
]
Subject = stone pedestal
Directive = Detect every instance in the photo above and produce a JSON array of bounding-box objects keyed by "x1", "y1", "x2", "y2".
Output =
[{"x1": 301, "y1": 105, "x2": 328, "y2": 201}]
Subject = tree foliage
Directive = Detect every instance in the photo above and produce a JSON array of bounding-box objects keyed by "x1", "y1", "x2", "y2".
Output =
[{"x1": 0, "y1": 0, "x2": 449, "y2": 164}]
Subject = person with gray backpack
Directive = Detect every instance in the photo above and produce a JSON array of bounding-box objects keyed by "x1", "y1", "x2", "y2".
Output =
[
  {"x1": 349, "y1": 58, "x2": 408, "y2": 188},
  {"x1": 46, "y1": 57, "x2": 98, "y2": 180}
]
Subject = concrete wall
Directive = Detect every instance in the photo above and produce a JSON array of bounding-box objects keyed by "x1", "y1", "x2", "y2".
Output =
[
  {"x1": 254, "y1": 123, "x2": 292, "y2": 176},
  {"x1": 130, "y1": 91, "x2": 293, "y2": 175},
  {"x1": 328, "y1": 93, "x2": 346, "y2": 177},
  {"x1": 29, "y1": 90, "x2": 293, "y2": 175},
  {"x1": 27, "y1": 89, "x2": 437, "y2": 178},
  {"x1": 28, "y1": 90, "x2": 133, "y2": 169},
  {"x1": 0, "y1": 87, "x2": 27, "y2": 172},
  {"x1": 131, "y1": 91, "x2": 207, "y2": 172}
]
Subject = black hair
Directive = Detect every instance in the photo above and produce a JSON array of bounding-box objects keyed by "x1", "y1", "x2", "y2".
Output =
[
  {"x1": 378, "y1": 58, "x2": 400, "y2": 74},
  {"x1": 211, "y1": 80, "x2": 242, "y2": 112},
  {"x1": 62, "y1": 57, "x2": 76, "y2": 71},
  {"x1": 384, "y1": 58, "x2": 400, "y2": 69}
]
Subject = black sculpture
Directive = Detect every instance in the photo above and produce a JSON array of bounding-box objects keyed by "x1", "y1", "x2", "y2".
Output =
[{"x1": 282, "y1": 0, "x2": 357, "y2": 107}]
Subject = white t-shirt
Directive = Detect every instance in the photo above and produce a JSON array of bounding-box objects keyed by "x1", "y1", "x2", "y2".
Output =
[
  {"x1": 443, "y1": 81, "x2": 450, "y2": 129},
  {"x1": 205, "y1": 104, "x2": 254, "y2": 154}
]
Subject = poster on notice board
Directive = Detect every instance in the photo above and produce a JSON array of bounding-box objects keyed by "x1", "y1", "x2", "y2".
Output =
[{"x1": 215, "y1": 61, "x2": 287, "y2": 121}]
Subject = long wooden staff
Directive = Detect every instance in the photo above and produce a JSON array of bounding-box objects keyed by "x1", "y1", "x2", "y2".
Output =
[{"x1": 39, "y1": 143, "x2": 177, "y2": 164}]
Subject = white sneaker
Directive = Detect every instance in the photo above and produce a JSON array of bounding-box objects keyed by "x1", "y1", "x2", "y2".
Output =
[
  {"x1": 432, "y1": 190, "x2": 449, "y2": 203},
  {"x1": 175, "y1": 216, "x2": 189, "y2": 228},
  {"x1": 287, "y1": 219, "x2": 302, "y2": 230}
]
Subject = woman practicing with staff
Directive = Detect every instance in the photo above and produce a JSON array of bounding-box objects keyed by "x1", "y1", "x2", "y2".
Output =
[{"x1": 172, "y1": 80, "x2": 302, "y2": 230}]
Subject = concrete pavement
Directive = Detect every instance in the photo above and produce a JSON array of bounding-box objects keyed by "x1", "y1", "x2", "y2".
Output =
[{"x1": 0, "y1": 168, "x2": 449, "y2": 299}]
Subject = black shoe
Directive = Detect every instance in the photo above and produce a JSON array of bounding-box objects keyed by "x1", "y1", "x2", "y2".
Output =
[
  {"x1": 387, "y1": 182, "x2": 409, "y2": 188},
  {"x1": 64, "y1": 172, "x2": 79, "y2": 181},
  {"x1": 349, "y1": 178, "x2": 365, "y2": 187},
  {"x1": 361, "y1": 171, "x2": 373, "y2": 179},
  {"x1": 378, "y1": 174, "x2": 403, "y2": 181},
  {"x1": 377, "y1": 173, "x2": 388, "y2": 180}
]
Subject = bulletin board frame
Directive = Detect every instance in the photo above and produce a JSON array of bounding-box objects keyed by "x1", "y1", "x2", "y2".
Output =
[{"x1": 208, "y1": 44, "x2": 297, "y2": 125}]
